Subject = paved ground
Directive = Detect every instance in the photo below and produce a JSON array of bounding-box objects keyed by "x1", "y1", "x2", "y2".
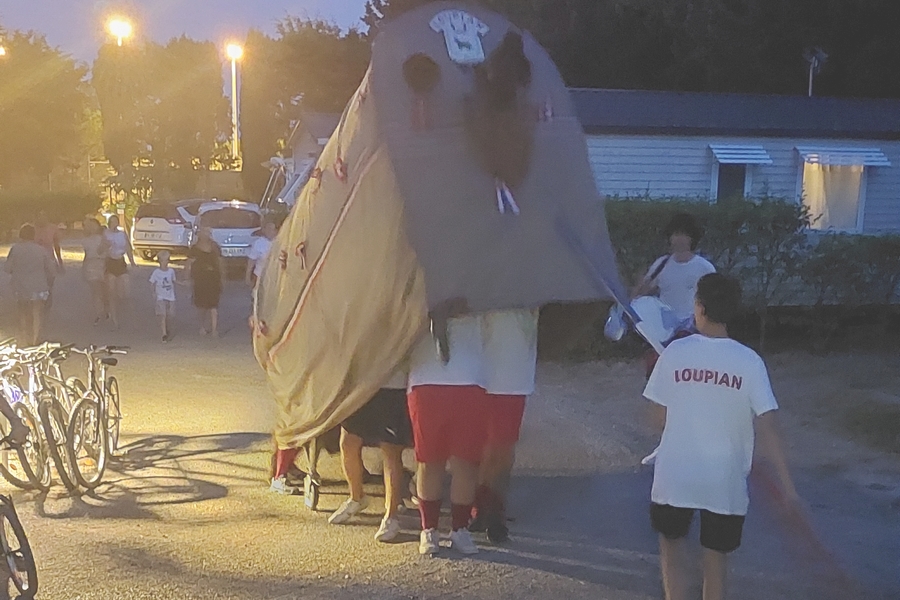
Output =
[{"x1": 0, "y1": 244, "x2": 897, "y2": 599}]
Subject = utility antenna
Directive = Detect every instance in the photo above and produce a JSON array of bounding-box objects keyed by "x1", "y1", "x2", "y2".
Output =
[{"x1": 803, "y1": 47, "x2": 828, "y2": 97}]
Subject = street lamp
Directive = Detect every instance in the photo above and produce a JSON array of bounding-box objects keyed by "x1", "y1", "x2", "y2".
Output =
[
  {"x1": 0, "y1": 47, "x2": 6, "y2": 57},
  {"x1": 108, "y1": 18, "x2": 133, "y2": 47},
  {"x1": 226, "y1": 43, "x2": 244, "y2": 163}
]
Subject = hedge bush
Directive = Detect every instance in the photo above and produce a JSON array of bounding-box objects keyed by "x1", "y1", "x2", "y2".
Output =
[{"x1": 543, "y1": 196, "x2": 900, "y2": 358}]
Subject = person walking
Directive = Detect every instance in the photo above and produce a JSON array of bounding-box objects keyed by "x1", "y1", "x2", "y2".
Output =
[
  {"x1": 149, "y1": 251, "x2": 179, "y2": 342},
  {"x1": 188, "y1": 227, "x2": 223, "y2": 337},
  {"x1": 104, "y1": 215, "x2": 136, "y2": 329},
  {"x1": 643, "y1": 274, "x2": 800, "y2": 600},
  {"x1": 327, "y1": 368, "x2": 413, "y2": 543},
  {"x1": 4, "y1": 224, "x2": 57, "y2": 345},
  {"x1": 82, "y1": 217, "x2": 108, "y2": 325},
  {"x1": 246, "y1": 221, "x2": 277, "y2": 287},
  {"x1": 408, "y1": 308, "x2": 488, "y2": 557},
  {"x1": 470, "y1": 308, "x2": 539, "y2": 543}
]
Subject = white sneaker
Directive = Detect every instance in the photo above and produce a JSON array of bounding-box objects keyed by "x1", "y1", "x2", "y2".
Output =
[
  {"x1": 328, "y1": 496, "x2": 370, "y2": 525},
  {"x1": 449, "y1": 528, "x2": 479, "y2": 555},
  {"x1": 269, "y1": 476, "x2": 301, "y2": 495},
  {"x1": 374, "y1": 516, "x2": 402, "y2": 543},
  {"x1": 419, "y1": 528, "x2": 440, "y2": 556}
]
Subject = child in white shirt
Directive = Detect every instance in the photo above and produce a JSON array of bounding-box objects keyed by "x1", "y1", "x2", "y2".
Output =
[
  {"x1": 643, "y1": 273, "x2": 800, "y2": 600},
  {"x1": 149, "y1": 251, "x2": 179, "y2": 342}
]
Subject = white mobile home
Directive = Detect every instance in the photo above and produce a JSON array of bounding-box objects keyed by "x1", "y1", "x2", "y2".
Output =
[{"x1": 571, "y1": 88, "x2": 900, "y2": 233}]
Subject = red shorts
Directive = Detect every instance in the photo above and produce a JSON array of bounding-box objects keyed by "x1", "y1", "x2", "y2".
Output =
[
  {"x1": 485, "y1": 394, "x2": 526, "y2": 446},
  {"x1": 407, "y1": 385, "x2": 489, "y2": 464}
]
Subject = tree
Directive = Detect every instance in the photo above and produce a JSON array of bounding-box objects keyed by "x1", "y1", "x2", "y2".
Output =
[
  {"x1": 0, "y1": 28, "x2": 91, "y2": 191},
  {"x1": 240, "y1": 19, "x2": 371, "y2": 201},
  {"x1": 93, "y1": 37, "x2": 229, "y2": 200}
]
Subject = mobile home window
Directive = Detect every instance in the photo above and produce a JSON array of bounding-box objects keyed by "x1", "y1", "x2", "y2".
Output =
[
  {"x1": 796, "y1": 147, "x2": 891, "y2": 232},
  {"x1": 709, "y1": 145, "x2": 772, "y2": 202}
]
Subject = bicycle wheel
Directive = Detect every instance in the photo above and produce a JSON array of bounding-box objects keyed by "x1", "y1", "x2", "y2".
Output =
[
  {"x1": 0, "y1": 406, "x2": 50, "y2": 492},
  {"x1": 66, "y1": 396, "x2": 107, "y2": 490},
  {"x1": 38, "y1": 398, "x2": 78, "y2": 492},
  {"x1": 0, "y1": 499, "x2": 37, "y2": 599},
  {"x1": 104, "y1": 377, "x2": 121, "y2": 456},
  {"x1": 65, "y1": 377, "x2": 87, "y2": 398}
]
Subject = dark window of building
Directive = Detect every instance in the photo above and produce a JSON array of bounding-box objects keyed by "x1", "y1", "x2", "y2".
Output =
[{"x1": 717, "y1": 164, "x2": 747, "y2": 202}]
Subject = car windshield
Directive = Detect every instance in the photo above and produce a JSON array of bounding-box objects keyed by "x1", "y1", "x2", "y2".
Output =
[{"x1": 199, "y1": 208, "x2": 260, "y2": 229}]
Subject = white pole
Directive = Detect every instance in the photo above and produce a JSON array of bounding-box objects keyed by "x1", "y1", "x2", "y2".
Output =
[
  {"x1": 231, "y1": 58, "x2": 240, "y2": 161},
  {"x1": 808, "y1": 60, "x2": 815, "y2": 97}
]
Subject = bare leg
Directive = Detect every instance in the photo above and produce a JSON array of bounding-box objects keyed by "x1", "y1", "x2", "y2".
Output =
[
  {"x1": 200, "y1": 309, "x2": 209, "y2": 334},
  {"x1": 702, "y1": 549, "x2": 727, "y2": 600},
  {"x1": 31, "y1": 301, "x2": 44, "y2": 345},
  {"x1": 339, "y1": 429, "x2": 365, "y2": 502},
  {"x1": 480, "y1": 443, "x2": 516, "y2": 498},
  {"x1": 159, "y1": 313, "x2": 168, "y2": 338},
  {"x1": 210, "y1": 308, "x2": 218, "y2": 337},
  {"x1": 107, "y1": 275, "x2": 119, "y2": 327},
  {"x1": 659, "y1": 535, "x2": 690, "y2": 600},
  {"x1": 417, "y1": 461, "x2": 444, "y2": 503},
  {"x1": 381, "y1": 443, "x2": 404, "y2": 519},
  {"x1": 448, "y1": 457, "x2": 478, "y2": 506}
]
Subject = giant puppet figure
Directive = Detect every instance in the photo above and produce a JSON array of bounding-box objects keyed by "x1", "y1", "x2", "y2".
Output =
[{"x1": 252, "y1": 2, "x2": 630, "y2": 466}]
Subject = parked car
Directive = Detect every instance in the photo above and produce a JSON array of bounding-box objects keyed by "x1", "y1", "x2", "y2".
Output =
[
  {"x1": 131, "y1": 200, "x2": 203, "y2": 260},
  {"x1": 194, "y1": 201, "x2": 262, "y2": 262}
]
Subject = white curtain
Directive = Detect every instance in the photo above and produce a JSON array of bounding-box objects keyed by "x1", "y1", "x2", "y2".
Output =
[{"x1": 802, "y1": 163, "x2": 863, "y2": 230}]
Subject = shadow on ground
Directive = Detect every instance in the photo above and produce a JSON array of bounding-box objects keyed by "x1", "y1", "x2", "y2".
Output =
[{"x1": 31, "y1": 433, "x2": 269, "y2": 520}]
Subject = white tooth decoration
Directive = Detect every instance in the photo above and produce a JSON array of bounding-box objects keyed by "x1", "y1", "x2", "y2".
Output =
[{"x1": 430, "y1": 9, "x2": 490, "y2": 65}]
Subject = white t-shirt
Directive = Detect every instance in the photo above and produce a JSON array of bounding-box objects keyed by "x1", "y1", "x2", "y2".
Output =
[
  {"x1": 643, "y1": 335, "x2": 779, "y2": 516},
  {"x1": 149, "y1": 268, "x2": 177, "y2": 302},
  {"x1": 248, "y1": 237, "x2": 273, "y2": 278},
  {"x1": 408, "y1": 315, "x2": 484, "y2": 389},
  {"x1": 105, "y1": 230, "x2": 129, "y2": 260},
  {"x1": 645, "y1": 254, "x2": 716, "y2": 322},
  {"x1": 481, "y1": 309, "x2": 539, "y2": 396}
]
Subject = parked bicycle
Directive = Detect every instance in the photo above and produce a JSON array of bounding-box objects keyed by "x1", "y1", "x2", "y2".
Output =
[
  {"x1": 0, "y1": 437, "x2": 37, "y2": 600},
  {"x1": 66, "y1": 346, "x2": 127, "y2": 490}
]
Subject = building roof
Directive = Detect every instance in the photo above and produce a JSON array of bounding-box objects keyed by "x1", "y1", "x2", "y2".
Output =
[
  {"x1": 287, "y1": 113, "x2": 342, "y2": 148},
  {"x1": 570, "y1": 88, "x2": 900, "y2": 140}
]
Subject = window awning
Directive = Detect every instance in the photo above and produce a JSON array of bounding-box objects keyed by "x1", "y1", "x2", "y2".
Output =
[
  {"x1": 709, "y1": 144, "x2": 773, "y2": 165},
  {"x1": 797, "y1": 146, "x2": 891, "y2": 167}
]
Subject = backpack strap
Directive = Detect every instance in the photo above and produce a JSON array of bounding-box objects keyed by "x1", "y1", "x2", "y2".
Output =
[{"x1": 649, "y1": 255, "x2": 671, "y2": 281}]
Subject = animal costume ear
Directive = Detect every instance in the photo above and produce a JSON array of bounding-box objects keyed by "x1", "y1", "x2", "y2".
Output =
[{"x1": 403, "y1": 54, "x2": 441, "y2": 94}]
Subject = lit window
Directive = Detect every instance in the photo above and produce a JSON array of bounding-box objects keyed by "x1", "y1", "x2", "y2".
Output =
[{"x1": 797, "y1": 147, "x2": 890, "y2": 232}]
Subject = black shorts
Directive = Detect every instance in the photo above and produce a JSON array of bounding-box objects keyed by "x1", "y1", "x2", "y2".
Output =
[
  {"x1": 105, "y1": 257, "x2": 127, "y2": 277},
  {"x1": 342, "y1": 388, "x2": 413, "y2": 448},
  {"x1": 650, "y1": 503, "x2": 745, "y2": 553}
]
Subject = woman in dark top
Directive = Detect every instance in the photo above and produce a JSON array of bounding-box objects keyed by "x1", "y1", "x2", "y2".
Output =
[{"x1": 189, "y1": 227, "x2": 224, "y2": 337}]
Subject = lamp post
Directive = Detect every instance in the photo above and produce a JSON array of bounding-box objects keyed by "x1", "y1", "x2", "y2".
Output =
[
  {"x1": 226, "y1": 43, "x2": 244, "y2": 163},
  {"x1": 108, "y1": 18, "x2": 133, "y2": 47}
]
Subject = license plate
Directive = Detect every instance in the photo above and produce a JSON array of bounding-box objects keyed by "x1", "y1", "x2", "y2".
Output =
[
  {"x1": 222, "y1": 247, "x2": 246, "y2": 257},
  {"x1": 139, "y1": 232, "x2": 165, "y2": 240}
]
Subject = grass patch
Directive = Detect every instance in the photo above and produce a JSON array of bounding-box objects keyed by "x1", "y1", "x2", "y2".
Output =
[{"x1": 843, "y1": 401, "x2": 900, "y2": 455}]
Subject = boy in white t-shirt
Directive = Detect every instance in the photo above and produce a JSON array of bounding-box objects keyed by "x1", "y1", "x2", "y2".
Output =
[
  {"x1": 470, "y1": 308, "x2": 539, "y2": 543},
  {"x1": 246, "y1": 222, "x2": 277, "y2": 287},
  {"x1": 407, "y1": 308, "x2": 489, "y2": 557},
  {"x1": 643, "y1": 273, "x2": 800, "y2": 600},
  {"x1": 149, "y1": 251, "x2": 179, "y2": 342}
]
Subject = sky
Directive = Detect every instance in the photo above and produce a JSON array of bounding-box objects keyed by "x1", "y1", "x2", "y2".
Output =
[{"x1": 0, "y1": 0, "x2": 371, "y2": 61}]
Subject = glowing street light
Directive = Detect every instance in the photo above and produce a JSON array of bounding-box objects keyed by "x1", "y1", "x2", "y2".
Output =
[
  {"x1": 108, "y1": 18, "x2": 133, "y2": 47},
  {"x1": 226, "y1": 43, "x2": 244, "y2": 162},
  {"x1": 0, "y1": 47, "x2": 7, "y2": 58}
]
